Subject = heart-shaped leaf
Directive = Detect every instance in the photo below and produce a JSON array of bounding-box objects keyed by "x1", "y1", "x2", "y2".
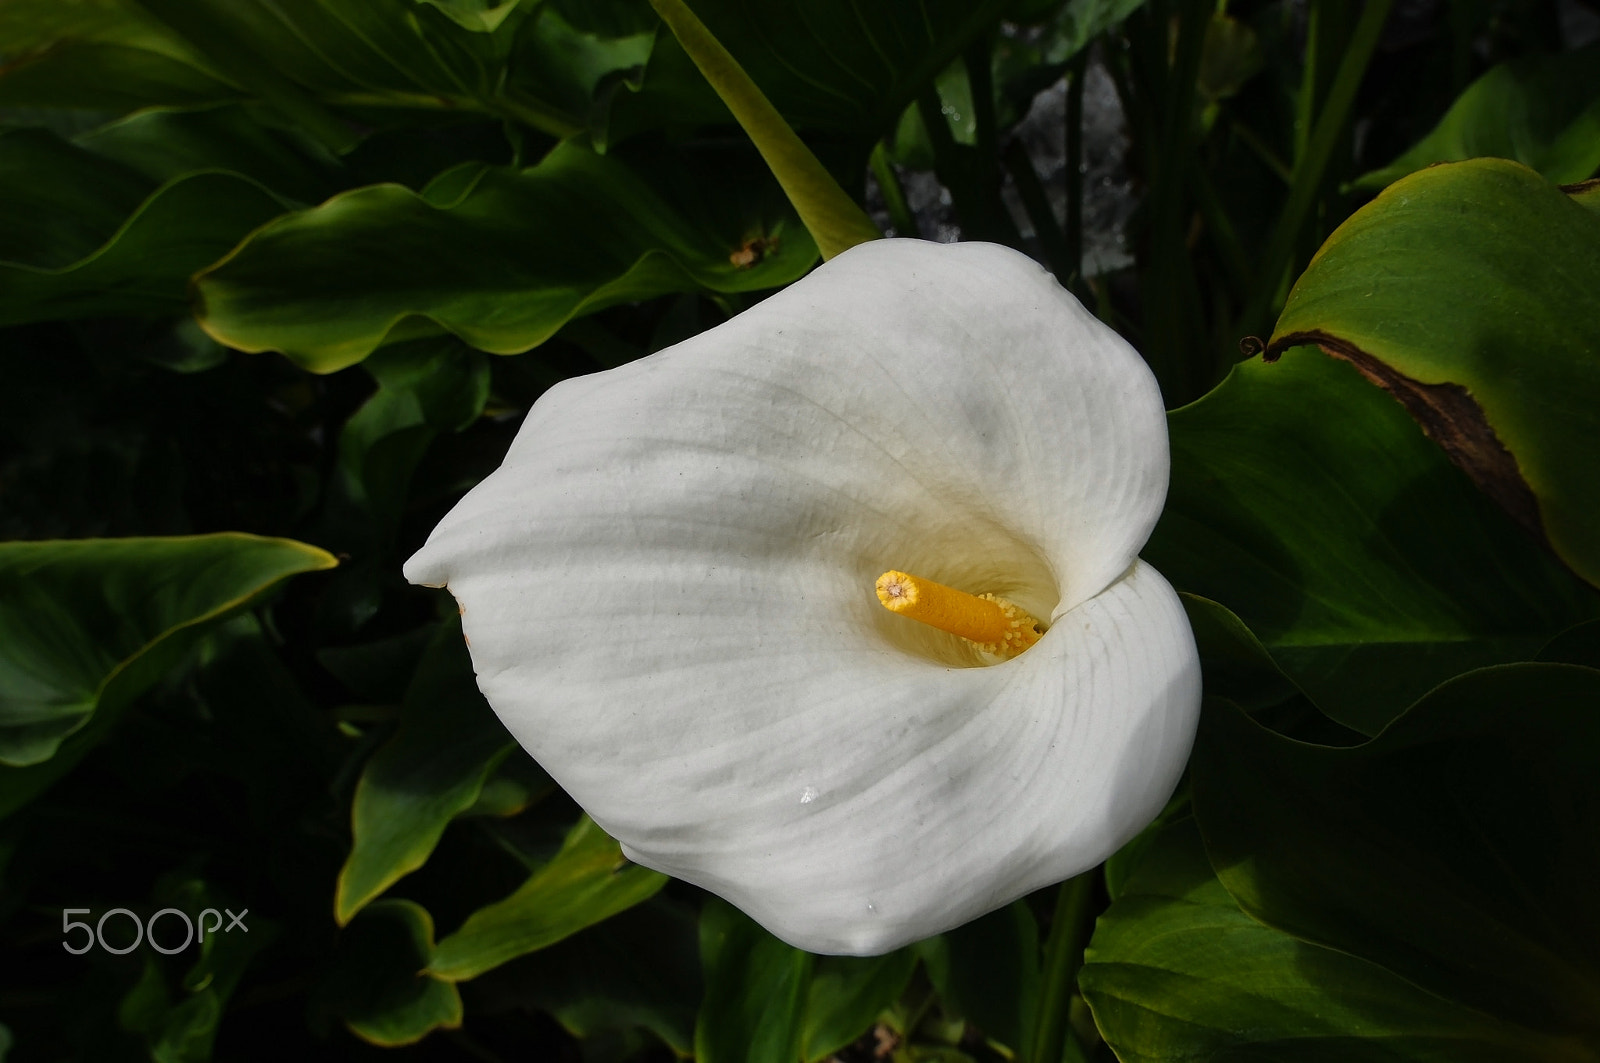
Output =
[
  {"x1": 1081, "y1": 814, "x2": 1570, "y2": 1062},
  {"x1": 426, "y1": 815, "x2": 667, "y2": 982},
  {"x1": 1152, "y1": 345, "x2": 1597, "y2": 734},
  {"x1": 194, "y1": 140, "x2": 817, "y2": 372},
  {"x1": 323, "y1": 900, "x2": 463, "y2": 1047},
  {"x1": 1266, "y1": 158, "x2": 1600, "y2": 589},
  {"x1": 334, "y1": 617, "x2": 515, "y2": 925},
  {"x1": 1355, "y1": 44, "x2": 1600, "y2": 189},
  {"x1": 1194, "y1": 666, "x2": 1600, "y2": 1045},
  {"x1": 0, "y1": 128, "x2": 292, "y2": 325},
  {"x1": 0, "y1": 533, "x2": 335, "y2": 770}
]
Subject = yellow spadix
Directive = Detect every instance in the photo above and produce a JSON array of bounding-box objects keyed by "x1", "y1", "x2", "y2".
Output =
[{"x1": 875, "y1": 570, "x2": 1044, "y2": 657}]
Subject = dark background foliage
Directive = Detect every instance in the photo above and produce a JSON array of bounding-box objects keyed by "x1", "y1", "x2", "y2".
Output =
[{"x1": 2, "y1": 0, "x2": 1598, "y2": 1060}]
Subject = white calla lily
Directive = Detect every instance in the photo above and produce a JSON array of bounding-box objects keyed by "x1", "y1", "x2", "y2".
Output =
[{"x1": 405, "y1": 239, "x2": 1201, "y2": 956}]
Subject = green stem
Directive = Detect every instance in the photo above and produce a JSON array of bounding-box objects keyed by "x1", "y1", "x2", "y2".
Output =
[
  {"x1": 1025, "y1": 873, "x2": 1097, "y2": 1063},
  {"x1": 869, "y1": 142, "x2": 920, "y2": 238},
  {"x1": 1226, "y1": 114, "x2": 1293, "y2": 185},
  {"x1": 1139, "y1": 0, "x2": 1212, "y2": 403},
  {"x1": 646, "y1": 0, "x2": 880, "y2": 260},
  {"x1": 964, "y1": 37, "x2": 999, "y2": 178},
  {"x1": 1243, "y1": 0, "x2": 1391, "y2": 334}
]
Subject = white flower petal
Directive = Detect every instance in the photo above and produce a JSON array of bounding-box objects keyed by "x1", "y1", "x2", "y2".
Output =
[{"x1": 406, "y1": 239, "x2": 1201, "y2": 955}]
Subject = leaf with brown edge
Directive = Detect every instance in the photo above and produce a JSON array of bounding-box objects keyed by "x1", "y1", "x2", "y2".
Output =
[
  {"x1": 1265, "y1": 157, "x2": 1600, "y2": 588},
  {"x1": 1263, "y1": 330, "x2": 1545, "y2": 550}
]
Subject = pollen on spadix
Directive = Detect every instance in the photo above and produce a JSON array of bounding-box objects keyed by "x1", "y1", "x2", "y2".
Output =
[{"x1": 874, "y1": 569, "x2": 1043, "y2": 658}]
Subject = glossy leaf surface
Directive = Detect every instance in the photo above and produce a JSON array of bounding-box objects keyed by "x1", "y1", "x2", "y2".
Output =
[
  {"x1": 1151, "y1": 346, "x2": 1596, "y2": 734},
  {"x1": 1356, "y1": 45, "x2": 1600, "y2": 188},
  {"x1": 0, "y1": 533, "x2": 335, "y2": 767},
  {"x1": 335, "y1": 619, "x2": 514, "y2": 924},
  {"x1": 427, "y1": 816, "x2": 667, "y2": 982},
  {"x1": 195, "y1": 141, "x2": 816, "y2": 372},
  {"x1": 327, "y1": 900, "x2": 463, "y2": 1047},
  {"x1": 613, "y1": 0, "x2": 1010, "y2": 140},
  {"x1": 0, "y1": 128, "x2": 291, "y2": 325},
  {"x1": 1269, "y1": 159, "x2": 1600, "y2": 588},
  {"x1": 1194, "y1": 668, "x2": 1600, "y2": 1044},
  {"x1": 695, "y1": 900, "x2": 915, "y2": 1063},
  {"x1": 1081, "y1": 815, "x2": 1566, "y2": 1062}
]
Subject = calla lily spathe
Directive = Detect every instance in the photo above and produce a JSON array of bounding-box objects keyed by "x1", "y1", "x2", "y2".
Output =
[{"x1": 405, "y1": 240, "x2": 1201, "y2": 955}]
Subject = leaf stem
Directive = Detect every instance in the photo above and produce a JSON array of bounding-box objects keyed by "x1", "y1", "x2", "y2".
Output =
[
  {"x1": 1243, "y1": 0, "x2": 1391, "y2": 335},
  {"x1": 1025, "y1": 872, "x2": 1097, "y2": 1063},
  {"x1": 870, "y1": 142, "x2": 921, "y2": 238},
  {"x1": 646, "y1": 0, "x2": 880, "y2": 259}
]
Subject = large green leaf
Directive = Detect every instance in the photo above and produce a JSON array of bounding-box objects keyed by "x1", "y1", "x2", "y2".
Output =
[
  {"x1": 646, "y1": 0, "x2": 880, "y2": 259},
  {"x1": 118, "y1": 877, "x2": 276, "y2": 1063},
  {"x1": 426, "y1": 815, "x2": 667, "y2": 982},
  {"x1": 802, "y1": 951, "x2": 916, "y2": 1062},
  {"x1": 693, "y1": 899, "x2": 916, "y2": 1063},
  {"x1": 918, "y1": 902, "x2": 1040, "y2": 1054},
  {"x1": 1, "y1": 0, "x2": 650, "y2": 141},
  {"x1": 0, "y1": 533, "x2": 335, "y2": 768},
  {"x1": 1193, "y1": 668, "x2": 1600, "y2": 1047},
  {"x1": 0, "y1": 127, "x2": 292, "y2": 325},
  {"x1": 1150, "y1": 346, "x2": 1596, "y2": 734},
  {"x1": 1080, "y1": 815, "x2": 1568, "y2": 1062},
  {"x1": 1266, "y1": 158, "x2": 1600, "y2": 588},
  {"x1": 474, "y1": 897, "x2": 702, "y2": 1057},
  {"x1": 696, "y1": 899, "x2": 814, "y2": 1063},
  {"x1": 1356, "y1": 45, "x2": 1600, "y2": 189},
  {"x1": 323, "y1": 900, "x2": 463, "y2": 1047},
  {"x1": 611, "y1": 0, "x2": 1010, "y2": 142},
  {"x1": 73, "y1": 104, "x2": 342, "y2": 202},
  {"x1": 194, "y1": 139, "x2": 817, "y2": 372},
  {"x1": 0, "y1": 0, "x2": 235, "y2": 113},
  {"x1": 334, "y1": 617, "x2": 514, "y2": 924},
  {"x1": 328, "y1": 338, "x2": 490, "y2": 548}
]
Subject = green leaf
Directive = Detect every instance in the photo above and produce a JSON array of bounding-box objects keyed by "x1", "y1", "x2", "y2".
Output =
[
  {"x1": 73, "y1": 103, "x2": 341, "y2": 202},
  {"x1": 0, "y1": 41, "x2": 236, "y2": 112},
  {"x1": 802, "y1": 950, "x2": 916, "y2": 1062},
  {"x1": 472, "y1": 896, "x2": 701, "y2": 1056},
  {"x1": 194, "y1": 139, "x2": 817, "y2": 372},
  {"x1": 128, "y1": 0, "x2": 617, "y2": 142},
  {"x1": 688, "y1": 899, "x2": 914, "y2": 1063},
  {"x1": 417, "y1": 0, "x2": 537, "y2": 34},
  {"x1": 1193, "y1": 668, "x2": 1600, "y2": 1045},
  {"x1": 1151, "y1": 346, "x2": 1597, "y2": 734},
  {"x1": 1178, "y1": 593, "x2": 1300, "y2": 713},
  {"x1": 1267, "y1": 159, "x2": 1600, "y2": 588},
  {"x1": 427, "y1": 815, "x2": 668, "y2": 981},
  {"x1": 1081, "y1": 815, "x2": 1564, "y2": 1062},
  {"x1": 325, "y1": 900, "x2": 463, "y2": 1047},
  {"x1": 0, "y1": 127, "x2": 293, "y2": 325},
  {"x1": 2, "y1": 0, "x2": 645, "y2": 139},
  {"x1": 122, "y1": 877, "x2": 277, "y2": 1063},
  {"x1": 918, "y1": 901, "x2": 1039, "y2": 1052},
  {"x1": 334, "y1": 617, "x2": 514, "y2": 924},
  {"x1": 1356, "y1": 45, "x2": 1600, "y2": 189},
  {"x1": 0, "y1": 533, "x2": 335, "y2": 768},
  {"x1": 696, "y1": 898, "x2": 813, "y2": 1063},
  {"x1": 618, "y1": 0, "x2": 1010, "y2": 142},
  {"x1": 644, "y1": 0, "x2": 879, "y2": 260},
  {"x1": 323, "y1": 338, "x2": 490, "y2": 552},
  {"x1": 0, "y1": 0, "x2": 234, "y2": 113}
]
